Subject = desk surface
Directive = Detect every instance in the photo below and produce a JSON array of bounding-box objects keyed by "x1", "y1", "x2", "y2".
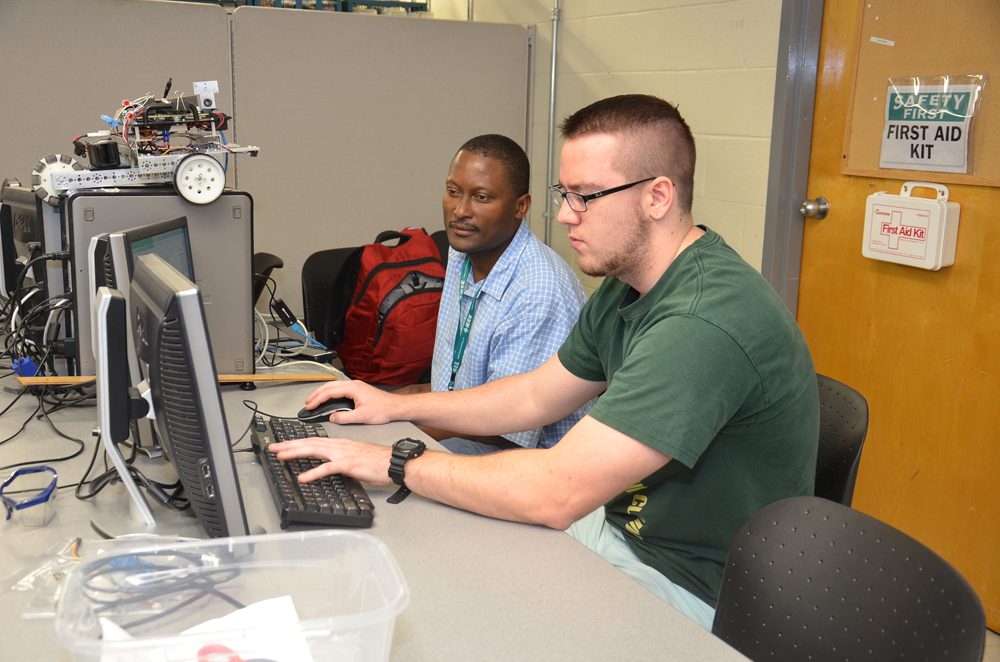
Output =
[{"x1": 0, "y1": 380, "x2": 746, "y2": 661}]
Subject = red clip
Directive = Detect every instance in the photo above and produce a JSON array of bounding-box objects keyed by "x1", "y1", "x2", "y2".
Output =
[{"x1": 197, "y1": 643, "x2": 246, "y2": 662}]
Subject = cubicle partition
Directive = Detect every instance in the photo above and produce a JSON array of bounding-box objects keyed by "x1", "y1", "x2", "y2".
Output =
[
  {"x1": 231, "y1": 7, "x2": 531, "y2": 309},
  {"x1": 0, "y1": 0, "x2": 235, "y2": 185},
  {"x1": 0, "y1": 0, "x2": 532, "y2": 312}
]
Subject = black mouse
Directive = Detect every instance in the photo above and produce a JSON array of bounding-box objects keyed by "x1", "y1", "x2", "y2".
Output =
[{"x1": 297, "y1": 397, "x2": 355, "y2": 423}]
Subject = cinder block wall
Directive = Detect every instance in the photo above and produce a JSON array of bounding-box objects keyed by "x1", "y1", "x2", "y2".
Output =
[{"x1": 434, "y1": 0, "x2": 781, "y2": 292}]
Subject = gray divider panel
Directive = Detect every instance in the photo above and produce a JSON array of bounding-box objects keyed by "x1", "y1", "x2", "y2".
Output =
[
  {"x1": 0, "y1": 0, "x2": 233, "y2": 187},
  {"x1": 231, "y1": 8, "x2": 530, "y2": 311}
]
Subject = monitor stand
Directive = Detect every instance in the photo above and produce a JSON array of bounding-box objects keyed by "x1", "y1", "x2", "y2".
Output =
[
  {"x1": 130, "y1": 418, "x2": 163, "y2": 459},
  {"x1": 91, "y1": 287, "x2": 199, "y2": 537},
  {"x1": 90, "y1": 490, "x2": 206, "y2": 540},
  {"x1": 89, "y1": 417, "x2": 207, "y2": 539}
]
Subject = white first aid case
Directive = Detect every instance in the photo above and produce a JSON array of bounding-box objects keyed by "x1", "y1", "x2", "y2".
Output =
[{"x1": 862, "y1": 181, "x2": 960, "y2": 271}]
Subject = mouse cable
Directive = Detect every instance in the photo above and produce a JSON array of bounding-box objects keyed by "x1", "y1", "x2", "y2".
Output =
[
  {"x1": 0, "y1": 393, "x2": 86, "y2": 472},
  {"x1": 0, "y1": 391, "x2": 41, "y2": 445}
]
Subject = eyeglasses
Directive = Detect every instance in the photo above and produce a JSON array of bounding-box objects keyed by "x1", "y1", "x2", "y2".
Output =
[
  {"x1": 1, "y1": 465, "x2": 58, "y2": 523},
  {"x1": 549, "y1": 177, "x2": 657, "y2": 212}
]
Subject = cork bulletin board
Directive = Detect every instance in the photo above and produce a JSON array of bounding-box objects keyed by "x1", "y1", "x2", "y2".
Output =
[{"x1": 842, "y1": 0, "x2": 1000, "y2": 187}]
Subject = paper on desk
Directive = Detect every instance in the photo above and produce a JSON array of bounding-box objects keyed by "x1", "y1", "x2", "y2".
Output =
[{"x1": 99, "y1": 595, "x2": 314, "y2": 662}]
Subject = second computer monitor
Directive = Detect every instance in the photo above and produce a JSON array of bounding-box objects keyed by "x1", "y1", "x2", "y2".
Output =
[
  {"x1": 88, "y1": 217, "x2": 198, "y2": 457},
  {"x1": 118, "y1": 216, "x2": 194, "y2": 282},
  {"x1": 130, "y1": 252, "x2": 249, "y2": 538}
]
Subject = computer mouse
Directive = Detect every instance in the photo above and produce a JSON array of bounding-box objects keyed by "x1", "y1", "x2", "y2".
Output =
[{"x1": 297, "y1": 397, "x2": 355, "y2": 423}]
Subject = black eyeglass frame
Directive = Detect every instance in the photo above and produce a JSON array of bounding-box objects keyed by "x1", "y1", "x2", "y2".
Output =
[{"x1": 549, "y1": 176, "x2": 657, "y2": 212}]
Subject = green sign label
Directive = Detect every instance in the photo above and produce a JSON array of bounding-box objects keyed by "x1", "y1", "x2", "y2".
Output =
[{"x1": 888, "y1": 92, "x2": 970, "y2": 121}]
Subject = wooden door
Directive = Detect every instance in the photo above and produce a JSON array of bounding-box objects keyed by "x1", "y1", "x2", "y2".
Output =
[{"x1": 797, "y1": 1, "x2": 1000, "y2": 627}]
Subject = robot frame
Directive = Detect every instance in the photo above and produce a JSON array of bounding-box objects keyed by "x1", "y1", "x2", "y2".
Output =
[{"x1": 31, "y1": 79, "x2": 259, "y2": 207}]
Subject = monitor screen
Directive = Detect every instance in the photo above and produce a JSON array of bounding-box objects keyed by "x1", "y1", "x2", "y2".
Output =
[
  {"x1": 129, "y1": 253, "x2": 249, "y2": 538},
  {"x1": 121, "y1": 216, "x2": 194, "y2": 281}
]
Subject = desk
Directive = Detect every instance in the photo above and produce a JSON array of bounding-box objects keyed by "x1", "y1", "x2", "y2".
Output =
[{"x1": 0, "y1": 379, "x2": 746, "y2": 661}]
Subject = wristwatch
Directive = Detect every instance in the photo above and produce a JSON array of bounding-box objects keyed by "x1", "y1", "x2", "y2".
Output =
[{"x1": 387, "y1": 437, "x2": 426, "y2": 504}]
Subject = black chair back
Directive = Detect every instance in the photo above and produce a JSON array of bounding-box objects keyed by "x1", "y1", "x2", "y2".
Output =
[
  {"x1": 252, "y1": 252, "x2": 283, "y2": 308},
  {"x1": 713, "y1": 496, "x2": 985, "y2": 662},
  {"x1": 300, "y1": 246, "x2": 361, "y2": 349},
  {"x1": 816, "y1": 374, "x2": 869, "y2": 506},
  {"x1": 430, "y1": 229, "x2": 449, "y2": 266}
]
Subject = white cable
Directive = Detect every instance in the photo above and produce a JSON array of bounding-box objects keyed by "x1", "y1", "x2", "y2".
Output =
[
  {"x1": 298, "y1": 324, "x2": 323, "y2": 350},
  {"x1": 255, "y1": 360, "x2": 348, "y2": 378},
  {"x1": 11, "y1": 287, "x2": 42, "y2": 332},
  {"x1": 253, "y1": 309, "x2": 270, "y2": 364},
  {"x1": 42, "y1": 301, "x2": 70, "y2": 344}
]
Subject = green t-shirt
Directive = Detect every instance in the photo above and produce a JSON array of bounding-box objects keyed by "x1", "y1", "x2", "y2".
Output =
[{"x1": 558, "y1": 228, "x2": 818, "y2": 606}]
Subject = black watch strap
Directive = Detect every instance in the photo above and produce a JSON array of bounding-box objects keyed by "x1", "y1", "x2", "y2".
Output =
[
  {"x1": 387, "y1": 484, "x2": 412, "y2": 504},
  {"x1": 387, "y1": 438, "x2": 425, "y2": 504}
]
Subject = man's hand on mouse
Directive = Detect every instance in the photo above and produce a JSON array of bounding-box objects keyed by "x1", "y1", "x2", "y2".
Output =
[
  {"x1": 268, "y1": 437, "x2": 394, "y2": 486},
  {"x1": 303, "y1": 380, "x2": 402, "y2": 425}
]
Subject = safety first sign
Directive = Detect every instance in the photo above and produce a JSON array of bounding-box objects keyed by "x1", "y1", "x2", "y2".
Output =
[
  {"x1": 879, "y1": 84, "x2": 977, "y2": 173},
  {"x1": 862, "y1": 181, "x2": 959, "y2": 271}
]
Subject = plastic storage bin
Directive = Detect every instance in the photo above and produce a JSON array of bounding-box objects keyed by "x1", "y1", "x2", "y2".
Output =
[{"x1": 54, "y1": 530, "x2": 409, "y2": 662}]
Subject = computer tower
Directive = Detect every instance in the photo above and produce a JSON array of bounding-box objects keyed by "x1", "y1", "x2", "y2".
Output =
[{"x1": 61, "y1": 188, "x2": 254, "y2": 376}]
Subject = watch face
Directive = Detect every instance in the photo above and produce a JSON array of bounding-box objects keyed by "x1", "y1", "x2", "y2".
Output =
[{"x1": 396, "y1": 439, "x2": 423, "y2": 453}]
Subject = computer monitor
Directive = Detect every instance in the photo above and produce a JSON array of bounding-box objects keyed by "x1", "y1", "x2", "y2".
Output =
[
  {"x1": 117, "y1": 216, "x2": 194, "y2": 281},
  {"x1": 87, "y1": 218, "x2": 194, "y2": 460},
  {"x1": 90, "y1": 254, "x2": 249, "y2": 538},
  {"x1": 90, "y1": 217, "x2": 195, "y2": 359},
  {"x1": 0, "y1": 181, "x2": 43, "y2": 295}
]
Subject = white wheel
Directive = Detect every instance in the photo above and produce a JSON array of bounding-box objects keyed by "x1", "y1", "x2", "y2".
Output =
[
  {"x1": 31, "y1": 154, "x2": 83, "y2": 207},
  {"x1": 173, "y1": 153, "x2": 226, "y2": 205}
]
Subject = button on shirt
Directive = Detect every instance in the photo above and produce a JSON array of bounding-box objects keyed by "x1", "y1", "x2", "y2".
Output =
[{"x1": 431, "y1": 221, "x2": 589, "y2": 448}]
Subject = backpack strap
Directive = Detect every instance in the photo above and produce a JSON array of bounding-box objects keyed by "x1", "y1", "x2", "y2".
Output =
[
  {"x1": 374, "y1": 230, "x2": 407, "y2": 245},
  {"x1": 374, "y1": 227, "x2": 431, "y2": 246}
]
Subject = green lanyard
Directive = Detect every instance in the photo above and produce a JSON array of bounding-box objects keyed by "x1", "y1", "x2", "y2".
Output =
[{"x1": 448, "y1": 257, "x2": 483, "y2": 391}]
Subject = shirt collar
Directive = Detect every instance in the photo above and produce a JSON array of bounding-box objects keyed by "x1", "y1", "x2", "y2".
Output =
[{"x1": 460, "y1": 220, "x2": 530, "y2": 302}]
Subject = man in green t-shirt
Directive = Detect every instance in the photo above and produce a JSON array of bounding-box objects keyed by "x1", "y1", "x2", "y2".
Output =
[{"x1": 270, "y1": 94, "x2": 820, "y2": 629}]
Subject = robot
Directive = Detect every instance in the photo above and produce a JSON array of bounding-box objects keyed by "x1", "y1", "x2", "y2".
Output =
[{"x1": 30, "y1": 79, "x2": 259, "y2": 207}]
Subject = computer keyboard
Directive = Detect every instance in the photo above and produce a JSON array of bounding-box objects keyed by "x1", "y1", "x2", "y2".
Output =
[{"x1": 250, "y1": 415, "x2": 374, "y2": 528}]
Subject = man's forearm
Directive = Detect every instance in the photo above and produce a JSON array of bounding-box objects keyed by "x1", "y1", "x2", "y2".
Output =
[
  {"x1": 393, "y1": 370, "x2": 547, "y2": 437},
  {"x1": 403, "y1": 447, "x2": 582, "y2": 529},
  {"x1": 400, "y1": 417, "x2": 672, "y2": 530},
  {"x1": 417, "y1": 423, "x2": 518, "y2": 449}
]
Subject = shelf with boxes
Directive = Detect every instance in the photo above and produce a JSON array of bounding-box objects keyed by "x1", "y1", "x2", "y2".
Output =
[{"x1": 234, "y1": 0, "x2": 430, "y2": 13}]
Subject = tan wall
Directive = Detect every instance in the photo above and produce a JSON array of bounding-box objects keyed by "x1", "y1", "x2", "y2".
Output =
[{"x1": 434, "y1": 0, "x2": 782, "y2": 292}]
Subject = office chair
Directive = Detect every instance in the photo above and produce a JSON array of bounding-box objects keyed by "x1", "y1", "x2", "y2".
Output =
[
  {"x1": 252, "y1": 252, "x2": 283, "y2": 308},
  {"x1": 430, "y1": 229, "x2": 450, "y2": 267},
  {"x1": 815, "y1": 373, "x2": 869, "y2": 506},
  {"x1": 300, "y1": 245, "x2": 361, "y2": 349},
  {"x1": 712, "y1": 496, "x2": 986, "y2": 662}
]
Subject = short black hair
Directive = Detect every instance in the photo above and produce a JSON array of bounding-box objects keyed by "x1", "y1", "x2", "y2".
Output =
[
  {"x1": 560, "y1": 94, "x2": 696, "y2": 214},
  {"x1": 456, "y1": 134, "x2": 530, "y2": 197}
]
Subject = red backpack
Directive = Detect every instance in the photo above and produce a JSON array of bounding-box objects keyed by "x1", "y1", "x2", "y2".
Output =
[{"x1": 335, "y1": 228, "x2": 445, "y2": 386}]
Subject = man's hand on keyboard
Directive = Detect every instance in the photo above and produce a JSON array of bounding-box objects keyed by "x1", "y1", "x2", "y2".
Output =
[
  {"x1": 304, "y1": 380, "x2": 401, "y2": 426},
  {"x1": 269, "y1": 437, "x2": 394, "y2": 486}
]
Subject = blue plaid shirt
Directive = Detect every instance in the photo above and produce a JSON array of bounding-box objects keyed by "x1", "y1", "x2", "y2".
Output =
[{"x1": 431, "y1": 221, "x2": 589, "y2": 448}]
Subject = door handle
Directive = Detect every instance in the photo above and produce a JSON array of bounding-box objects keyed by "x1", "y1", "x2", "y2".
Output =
[{"x1": 799, "y1": 197, "x2": 829, "y2": 219}]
